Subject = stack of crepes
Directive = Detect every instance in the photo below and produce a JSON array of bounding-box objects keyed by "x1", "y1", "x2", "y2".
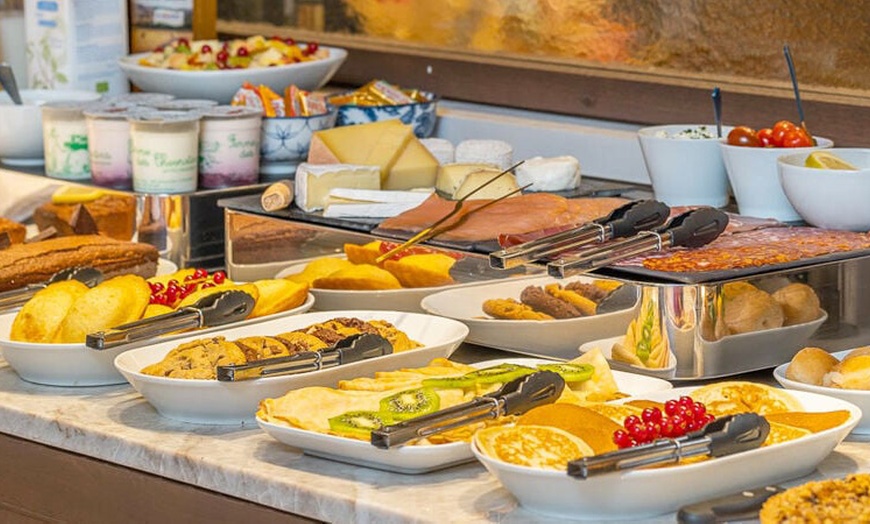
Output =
[
  {"x1": 375, "y1": 193, "x2": 628, "y2": 243},
  {"x1": 257, "y1": 348, "x2": 622, "y2": 444}
]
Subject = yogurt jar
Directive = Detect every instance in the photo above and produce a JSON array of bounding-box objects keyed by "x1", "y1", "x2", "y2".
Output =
[
  {"x1": 146, "y1": 99, "x2": 219, "y2": 112},
  {"x1": 198, "y1": 106, "x2": 263, "y2": 188},
  {"x1": 129, "y1": 111, "x2": 201, "y2": 194},
  {"x1": 42, "y1": 101, "x2": 97, "y2": 180},
  {"x1": 84, "y1": 102, "x2": 144, "y2": 189}
]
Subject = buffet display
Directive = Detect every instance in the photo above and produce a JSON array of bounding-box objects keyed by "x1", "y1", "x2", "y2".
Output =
[{"x1": 4, "y1": 36, "x2": 870, "y2": 523}]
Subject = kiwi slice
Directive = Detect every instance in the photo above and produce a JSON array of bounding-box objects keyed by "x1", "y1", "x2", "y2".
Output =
[
  {"x1": 422, "y1": 364, "x2": 537, "y2": 388},
  {"x1": 379, "y1": 387, "x2": 440, "y2": 421},
  {"x1": 328, "y1": 410, "x2": 388, "y2": 439},
  {"x1": 536, "y1": 363, "x2": 595, "y2": 384}
]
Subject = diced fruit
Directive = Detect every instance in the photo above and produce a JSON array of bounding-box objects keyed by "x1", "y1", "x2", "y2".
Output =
[{"x1": 805, "y1": 151, "x2": 859, "y2": 170}]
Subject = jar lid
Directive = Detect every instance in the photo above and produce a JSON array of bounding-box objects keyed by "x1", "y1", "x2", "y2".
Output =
[
  {"x1": 41, "y1": 100, "x2": 100, "y2": 116},
  {"x1": 84, "y1": 101, "x2": 145, "y2": 119},
  {"x1": 108, "y1": 93, "x2": 175, "y2": 105},
  {"x1": 127, "y1": 110, "x2": 202, "y2": 125},
  {"x1": 146, "y1": 99, "x2": 219, "y2": 111},
  {"x1": 200, "y1": 105, "x2": 263, "y2": 119}
]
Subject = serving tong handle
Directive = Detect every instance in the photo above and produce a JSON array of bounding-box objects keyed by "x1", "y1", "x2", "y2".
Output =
[
  {"x1": 215, "y1": 333, "x2": 393, "y2": 381},
  {"x1": 489, "y1": 200, "x2": 670, "y2": 269},
  {"x1": 568, "y1": 413, "x2": 769, "y2": 479},
  {"x1": 86, "y1": 290, "x2": 255, "y2": 350},
  {"x1": 0, "y1": 266, "x2": 104, "y2": 312},
  {"x1": 370, "y1": 370, "x2": 565, "y2": 449},
  {"x1": 548, "y1": 207, "x2": 729, "y2": 278}
]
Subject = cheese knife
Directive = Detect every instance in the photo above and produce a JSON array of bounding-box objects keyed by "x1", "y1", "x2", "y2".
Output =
[
  {"x1": 215, "y1": 333, "x2": 393, "y2": 381},
  {"x1": 568, "y1": 412, "x2": 770, "y2": 479},
  {"x1": 86, "y1": 289, "x2": 255, "y2": 350},
  {"x1": 0, "y1": 266, "x2": 104, "y2": 312},
  {"x1": 489, "y1": 199, "x2": 671, "y2": 269},
  {"x1": 370, "y1": 370, "x2": 565, "y2": 449},
  {"x1": 548, "y1": 207, "x2": 729, "y2": 278}
]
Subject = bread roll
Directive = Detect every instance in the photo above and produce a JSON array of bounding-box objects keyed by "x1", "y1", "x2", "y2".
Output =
[
  {"x1": 786, "y1": 347, "x2": 839, "y2": 385},
  {"x1": 823, "y1": 355, "x2": 870, "y2": 390},
  {"x1": 772, "y1": 283, "x2": 821, "y2": 326},
  {"x1": 843, "y1": 346, "x2": 870, "y2": 362},
  {"x1": 723, "y1": 288, "x2": 784, "y2": 335}
]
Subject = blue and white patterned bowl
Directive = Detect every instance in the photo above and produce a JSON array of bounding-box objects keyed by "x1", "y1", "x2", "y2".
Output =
[
  {"x1": 259, "y1": 109, "x2": 338, "y2": 176},
  {"x1": 335, "y1": 91, "x2": 438, "y2": 138}
]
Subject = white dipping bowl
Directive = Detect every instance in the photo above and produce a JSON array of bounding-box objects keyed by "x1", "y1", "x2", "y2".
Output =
[
  {"x1": 720, "y1": 137, "x2": 832, "y2": 221},
  {"x1": 118, "y1": 46, "x2": 347, "y2": 104},
  {"x1": 0, "y1": 89, "x2": 102, "y2": 165},
  {"x1": 637, "y1": 124, "x2": 732, "y2": 207},
  {"x1": 114, "y1": 310, "x2": 469, "y2": 425},
  {"x1": 778, "y1": 148, "x2": 870, "y2": 231}
]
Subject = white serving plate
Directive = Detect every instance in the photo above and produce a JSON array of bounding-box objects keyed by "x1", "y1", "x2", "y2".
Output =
[
  {"x1": 421, "y1": 275, "x2": 638, "y2": 360},
  {"x1": 0, "y1": 294, "x2": 314, "y2": 387},
  {"x1": 277, "y1": 260, "x2": 507, "y2": 313},
  {"x1": 115, "y1": 310, "x2": 469, "y2": 425},
  {"x1": 257, "y1": 357, "x2": 672, "y2": 474},
  {"x1": 774, "y1": 348, "x2": 870, "y2": 435},
  {"x1": 118, "y1": 46, "x2": 348, "y2": 103},
  {"x1": 473, "y1": 386, "x2": 861, "y2": 520}
]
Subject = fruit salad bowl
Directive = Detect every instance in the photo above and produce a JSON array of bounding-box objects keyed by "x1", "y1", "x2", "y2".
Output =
[{"x1": 778, "y1": 148, "x2": 870, "y2": 231}]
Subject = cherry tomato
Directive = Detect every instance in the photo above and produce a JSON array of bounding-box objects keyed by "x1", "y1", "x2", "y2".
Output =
[
  {"x1": 756, "y1": 127, "x2": 775, "y2": 147},
  {"x1": 782, "y1": 129, "x2": 813, "y2": 148},
  {"x1": 727, "y1": 126, "x2": 761, "y2": 147},
  {"x1": 771, "y1": 120, "x2": 798, "y2": 147}
]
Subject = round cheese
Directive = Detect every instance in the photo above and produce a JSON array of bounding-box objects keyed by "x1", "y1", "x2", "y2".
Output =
[{"x1": 515, "y1": 156, "x2": 581, "y2": 192}]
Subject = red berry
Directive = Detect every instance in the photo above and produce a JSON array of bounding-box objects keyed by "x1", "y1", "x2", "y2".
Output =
[
  {"x1": 236, "y1": 46, "x2": 249, "y2": 57},
  {"x1": 194, "y1": 268, "x2": 208, "y2": 279},
  {"x1": 305, "y1": 42, "x2": 319, "y2": 55},
  {"x1": 201, "y1": 44, "x2": 212, "y2": 54},
  {"x1": 216, "y1": 50, "x2": 228, "y2": 63},
  {"x1": 679, "y1": 396, "x2": 694, "y2": 408},
  {"x1": 212, "y1": 271, "x2": 226, "y2": 284},
  {"x1": 645, "y1": 421, "x2": 661, "y2": 440},
  {"x1": 624, "y1": 415, "x2": 641, "y2": 429},
  {"x1": 664, "y1": 399, "x2": 679, "y2": 417},
  {"x1": 183, "y1": 283, "x2": 196, "y2": 294},
  {"x1": 149, "y1": 282, "x2": 164, "y2": 293},
  {"x1": 633, "y1": 425, "x2": 650, "y2": 443},
  {"x1": 202, "y1": 282, "x2": 216, "y2": 289},
  {"x1": 613, "y1": 429, "x2": 632, "y2": 448},
  {"x1": 661, "y1": 419, "x2": 677, "y2": 438},
  {"x1": 642, "y1": 407, "x2": 662, "y2": 424},
  {"x1": 153, "y1": 46, "x2": 164, "y2": 53},
  {"x1": 692, "y1": 403, "x2": 706, "y2": 419},
  {"x1": 184, "y1": 274, "x2": 195, "y2": 282},
  {"x1": 671, "y1": 414, "x2": 688, "y2": 435},
  {"x1": 284, "y1": 37, "x2": 296, "y2": 46},
  {"x1": 177, "y1": 38, "x2": 189, "y2": 48}
]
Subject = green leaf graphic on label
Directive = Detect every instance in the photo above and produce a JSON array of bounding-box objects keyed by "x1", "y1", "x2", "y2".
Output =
[{"x1": 64, "y1": 135, "x2": 89, "y2": 151}]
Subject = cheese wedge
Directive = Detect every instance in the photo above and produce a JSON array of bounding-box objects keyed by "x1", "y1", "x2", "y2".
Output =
[
  {"x1": 453, "y1": 170, "x2": 520, "y2": 200},
  {"x1": 294, "y1": 163, "x2": 381, "y2": 212},
  {"x1": 435, "y1": 163, "x2": 500, "y2": 196},
  {"x1": 386, "y1": 138, "x2": 439, "y2": 190},
  {"x1": 306, "y1": 120, "x2": 413, "y2": 182}
]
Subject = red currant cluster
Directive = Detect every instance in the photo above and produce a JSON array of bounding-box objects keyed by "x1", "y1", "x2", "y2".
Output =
[
  {"x1": 612, "y1": 396, "x2": 716, "y2": 449},
  {"x1": 148, "y1": 269, "x2": 227, "y2": 307}
]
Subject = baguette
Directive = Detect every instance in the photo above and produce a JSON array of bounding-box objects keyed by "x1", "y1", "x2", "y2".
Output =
[{"x1": 0, "y1": 235, "x2": 159, "y2": 291}]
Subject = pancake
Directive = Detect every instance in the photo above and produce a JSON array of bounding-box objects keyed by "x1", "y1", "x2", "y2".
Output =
[
  {"x1": 690, "y1": 381, "x2": 803, "y2": 416},
  {"x1": 517, "y1": 404, "x2": 621, "y2": 454},
  {"x1": 474, "y1": 425, "x2": 594, "y2": 470}
]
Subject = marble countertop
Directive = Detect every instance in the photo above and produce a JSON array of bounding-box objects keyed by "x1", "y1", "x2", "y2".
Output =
[{"x1": 1, "y1": 353, "x2": 869, "y2": 523}]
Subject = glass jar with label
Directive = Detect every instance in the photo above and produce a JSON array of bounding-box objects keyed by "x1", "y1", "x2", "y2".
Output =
[
  {"x1": 129, "y1": 111, "x2": 201, "y2": 194},
  {"x1": 84, "y1": 102, "x2": 144, "y2": 189},
  {"x1": 42, "y1": 101, "x2": 97, "y2": 180},
  {"x1": 198, "y1": 105, "x2": 262, "y2": 188}
]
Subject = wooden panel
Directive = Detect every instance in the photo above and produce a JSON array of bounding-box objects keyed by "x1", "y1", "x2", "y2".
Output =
[{"x1": 0, "y1": 433, "x2": 320, "y2": 524}]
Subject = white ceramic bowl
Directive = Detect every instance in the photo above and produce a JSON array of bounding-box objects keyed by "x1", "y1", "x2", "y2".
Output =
[
  {"x1": 0, "y1": 89, "x2": 102, "y2": 165},
  {"x1": 473, "y1": 386, "x2": 860, "y2": 520},
  {"x1": 720, "y1": 137, "x2": 833, "y2": 221},
  {"x1": 637, "y1": 124, "x2": 732, "y2": 207},
  {"x1": 774, "y1": 349, "x2": 870, "y2": 434},
  {"x1": 260, "y1": 110, "x2": 338, "y2": 176},
  {"x1": 778, "y1": 148, "x2": 870, "y2": 231},
  {"x1": 0, "y1": 294, "x2": 313, "y2": 387},
  {"x1": 114, "y1": 310, "x2": 469, "y2": 425},
  {"x1": 117, "y1": 46, "x2": 348, "y2": 104}
]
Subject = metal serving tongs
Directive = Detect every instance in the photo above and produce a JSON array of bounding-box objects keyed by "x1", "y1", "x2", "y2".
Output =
[
  {"x1": 568, "y1": 413, "x2": 770, "y2": 479},
  {"x1": 215, "y1": 333, "x2": 393, "y2": 381},
  {"x1": 86, "y1": 290, "x2": 255, "y2": 350},
  {"x1": 370, "y1": 370, "x2": 565, "y2": 449},
  {"x1": 0, "y1": 266, "x2": 104, "y2": 312},
  {"x1": 547, "y1": 207, "x2": 729, "y2": 278},
  {"x1": 489, "y1": 199, "x2": 671, "y2": 269}
]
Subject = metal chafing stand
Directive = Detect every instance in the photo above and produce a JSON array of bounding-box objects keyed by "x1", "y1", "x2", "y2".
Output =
[{"x1": 219, "y1": 193, "x2": 870, "y2": 380}]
